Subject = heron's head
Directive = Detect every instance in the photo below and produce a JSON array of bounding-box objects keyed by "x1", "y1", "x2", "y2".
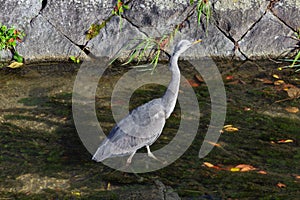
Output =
[{"x1": 173, "y1": 39, "x2": 202, "y2": 56}]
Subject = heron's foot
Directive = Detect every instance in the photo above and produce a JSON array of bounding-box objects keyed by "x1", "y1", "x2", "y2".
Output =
[
  {"x1": 147, "y1": 151, "x2": 158, "y2": 160},
  {"x1": 146, "y1": 146, "x2": 167, "y2": 165},
  {"x1": 126, "y1": 151, "x2": 136, "y2": 166},
  {"x1": 126, "y1": 158, "x2": 132, "y2": 166}
]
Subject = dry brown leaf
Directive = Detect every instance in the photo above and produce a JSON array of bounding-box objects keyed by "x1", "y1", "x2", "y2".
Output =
[
  {"x1": 272, "y1": 74, "x2": 280, "y2": 79},
  {"x1": 195, "y1": 74, "x2": 204, "y2": 83},
  {"x1": 206, "y1": 141, "x2": 221, "y2": 147},
  {"x1": 287, "y1": 87, "x2": 300, "y2": 99},
  {"x1": 226, "y1": 80, "x2": 240, "y2": 85},
  {"x1": 244, "y1": 107, "x2": 251, "y2": 111},
  {"x1": 203, "y1": 162, "x2": 222, "y2": 170},
  {"x1": 223, "y1": 125, "x2": 239, "y2": 132},
  {"x1": 235, "y1": 164, "x2": 257, "y2": 172},
  {"x1": 274, "y1": 80, "x2": 285, "y2": 86},
  {"x1": 239, "y1": 79, "x2": 247, "y2": 85},
  {"x1": 203, "y1": 162, "x2": 214, "y2": 168},
  {"x1": 188, "y1": 79, "x2": 200, "y2": 87},
  {"x1": 285, "y1": 106, "x2": 299, "y2": 113},
  {"x1": 277, "y1": 139, "x2": 293, "y2": 144},
  {"x1": 7, "y1": 62, "x2": 24, "y2": 69},
  {"x1": 71, "y1": 191, "x2": 81, "y2": 196},
  {"x1": 283, "y1": 84, "x2": 297, "y2": 91},
  {"x1": 256, "y1": 78, "x2": 273, "y2": 84},
  {"x1": 276, "y1": 87, "x2": 300, "y2": 103},
  {"x1": 230, "y1": 167, "x2": 240, "y2": 172},
  {"x1": 276, "y1": 182, "x2": 286, "y2": 188},
  {"x1": 107, "y1": 182, "x2": 111, "y2": 190},
  {"x1": 225, "y1": 127, "x2": 239, "y2": 132},
  {"x1": 226, "y1": 75, "x2": 234, "y2": 80},
  {"x1": 258, "y1": 170, "x2": 267, "y2": 175}
]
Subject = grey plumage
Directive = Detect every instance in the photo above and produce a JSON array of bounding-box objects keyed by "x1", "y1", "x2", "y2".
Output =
[{"x1": 92, "y1": 39, "x2": 201, "y2": 164}]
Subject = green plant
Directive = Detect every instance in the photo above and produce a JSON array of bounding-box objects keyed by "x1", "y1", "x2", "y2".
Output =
[
  {"x1": 280, "y1": 28, "x2": 300, "y2": 72},
  {"x1": 110, "y1": 27, "x2": 178, "y2": 72},
  {"x1": 69, "y1": 56, "x2": 80, "y2": 64},
  {"x1": 290, "y1": 28, "x2": 300, "y2": 71},
  {"x1": 0, "y1": 23, "x2": 25, "y2": 62},
  {"x1": 86, "y1": 0, "x2": 129, "y2": 41},
  {"x1": 112, "y1": 0, "x2": 130, "y2": 30},
  {"x1": 190, "y1": 0, "x2": 212, "y2": 29},
  {"x1": 86, "y1": 22, "x2": 107, "y2": 40},
  {"x1": 99, "y1": 1, "x2": 210, "y2": 71}
]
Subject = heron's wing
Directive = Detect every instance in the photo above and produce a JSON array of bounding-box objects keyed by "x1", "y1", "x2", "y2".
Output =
[
  {"x1": 109, "y1": 98, "x2": 166, "y2": 140},
  {"x1": 92, "y1": 98, "x2": 166, "y2": 159}
]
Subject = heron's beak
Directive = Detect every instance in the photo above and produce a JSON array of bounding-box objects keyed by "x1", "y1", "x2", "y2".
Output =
[{"x1": 193, "y1": 39, "x2": 202, "y2": 45}]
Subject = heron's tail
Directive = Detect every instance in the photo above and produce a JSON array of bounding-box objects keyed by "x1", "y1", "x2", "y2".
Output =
[{"x1": 92, "y1": 140, "x2": 112, "y2": 162}]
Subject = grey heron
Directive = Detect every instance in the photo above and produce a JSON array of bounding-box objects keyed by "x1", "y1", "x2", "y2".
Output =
[{"x1": 92, "y1": 39, "x2": 201, "y2": 165}]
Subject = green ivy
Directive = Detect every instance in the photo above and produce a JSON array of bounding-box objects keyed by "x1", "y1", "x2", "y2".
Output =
[{"x1": 0, "y1": 23, "x2": 25, "y2": 62}]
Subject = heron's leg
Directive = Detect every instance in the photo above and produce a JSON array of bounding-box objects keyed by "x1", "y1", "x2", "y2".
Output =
[
  {"x1": 146, "y1": 145, "x2": 159, "y2": 160},
  {"x1": 126, "y1": 150, "x2": 136, "y2": 166}
]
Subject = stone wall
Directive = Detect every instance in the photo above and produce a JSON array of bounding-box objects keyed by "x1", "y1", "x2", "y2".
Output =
[{"x1": 0, "y1": 0, "x2": 299, "y2": 62}]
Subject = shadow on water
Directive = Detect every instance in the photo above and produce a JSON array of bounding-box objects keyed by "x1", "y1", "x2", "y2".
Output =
[{"x1": 0, "y1": 60, "x2": 299, "y2": 199}]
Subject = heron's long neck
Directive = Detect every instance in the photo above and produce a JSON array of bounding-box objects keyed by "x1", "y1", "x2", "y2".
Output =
[{"x1": 162, "y1": 53, "x2": 180, "y2": 119}]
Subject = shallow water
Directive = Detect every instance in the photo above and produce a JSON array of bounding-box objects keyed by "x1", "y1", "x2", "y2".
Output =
[{"x1": 0, "y1": 60, "x2": 299, "y2": 199}]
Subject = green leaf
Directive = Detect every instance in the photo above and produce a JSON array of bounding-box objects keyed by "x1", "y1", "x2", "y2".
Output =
[
  {"x1": 1, "y1": 25, "x2": 7, "y2": 31},
  {"x1": 13, "y1": 51, "x2": 24, "y2": 63},
  {"x1": 69, "y1": 56, "x2": 80, "y2": 63},
  {"x1": 291, "y1": 51, "x2": 300, "y2": 67},
  {"x1": 86, "y1": 22, "x2": 107, "y2": 40}
]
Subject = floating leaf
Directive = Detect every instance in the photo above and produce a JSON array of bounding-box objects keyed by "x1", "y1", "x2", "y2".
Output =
[
  {"x1": 223, "y1": 125, "x2": 239, "y2": 132},
  {"x1": 195, "y1": 74, "x2": 204, "y2": 83},
  {"x1": 258, "y1": 170, "x2": 267, "y2": 175},
  {"x1": 107, "y1": 182, "x2": 111, "y2": 190},
  {"x1": 226, "y1": 75, "x2": 234, "y2": 80},
  {"x1": 230, "y1": 167, "x2": 240, "y2": 172},
  {"x1": 234, "y1": 164, "x2": 257, "y2": 172},
  {"x1": 285, "y1": 106, "x2": 299, "y2": 113},
  {"x1": 203, "y1": 162, "x2": 214, "y2": 168},
  {"x1": 71, "y1": 191, "x2": 81, "y2": 196},
  {"x1": 224, "y1": 127, "x2": 239, "y2": 132},
  {"x1": 244, "y1": 107, "x2": 251, "y2": 111},
  {"x1": 272, "y1": 74, "x2": 280, "y2": 79},
  {"x1": 7, "y1": 61, "x2": 23, "y2": 68},
  {"x1": 294, "y1": 175, "x2": 300, "y2": 179},
  {"x1": 226, "y1": 80, "x2": 240, "y2": 85},
  {"x1": 287, "y1": 87, "x2": 300, "y2": 99},
  {"x1": 274, "y1": 80, "x2": 285, "y2": 86},
  {"x1": 276, "y1": 182, "x2": 286, "y2": 188},
  {"x1": 256, "y1": 78, "x2": 273, "y2": 84},
  {"x1": 188, "y1": 79, "x2": 200, "y2": 87},
  {"x1": 277, "y1": 139, "x2": 294, "y2": 144},
  {"x1": 205, "y1": 141, "x2": 221, "y2": 147}
]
